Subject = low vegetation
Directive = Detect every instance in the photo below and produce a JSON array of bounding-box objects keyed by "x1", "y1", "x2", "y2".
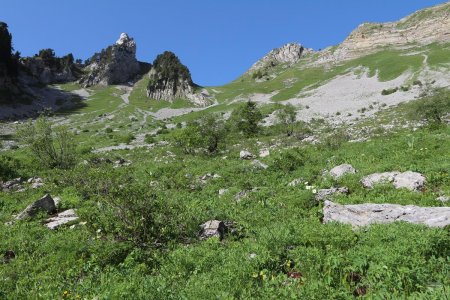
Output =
[{"x1": 0, "y1": 89, "x2": 449, "y2": 298}]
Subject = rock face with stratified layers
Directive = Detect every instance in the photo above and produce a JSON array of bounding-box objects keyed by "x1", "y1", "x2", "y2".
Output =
[{"x1": 318, "y1": 2, "x2": 450, "y2": 64}]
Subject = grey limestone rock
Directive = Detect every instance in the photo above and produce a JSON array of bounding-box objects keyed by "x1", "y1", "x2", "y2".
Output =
[
  {"x1": 323, "y1": 200, "x2": 450, "y2": 228},
  {"x1": 329, "y1": 164, "x2": 356, "y2": 179},
  {"x1": 16, "y1": 194, "x2": 57, "y2": 220}
]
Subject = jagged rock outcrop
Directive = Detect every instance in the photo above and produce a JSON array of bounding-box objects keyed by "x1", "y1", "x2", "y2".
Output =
[
  {"x1": 20, "y1": 51, "x2": 79, "y2": 85},
  {"x1": 80, "y1": 33, "x2": 141, "y2": 87},
  {"x1": 248, "y1": 43, "x2": 314, "y2": 73},
  {"x1": 15, "y1": 194, "x2": 57, "y2": 220},
  {"x1": 323, "y1": 200, "x2": 450, "y2": 228},
  {"x1": 318, "y1": 2, "x2": 450, "y2": 64},
  {"x1": 146, "y1": 51, "x2": 209, "y2": 106}
]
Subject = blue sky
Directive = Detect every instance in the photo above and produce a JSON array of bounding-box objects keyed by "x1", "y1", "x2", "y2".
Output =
[{"x1": 1, "y1": 0, "x2": 446, "y2": 86}]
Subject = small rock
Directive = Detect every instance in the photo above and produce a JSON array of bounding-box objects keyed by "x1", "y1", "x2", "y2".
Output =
[
  {"x1": 45, "y1": 209, "x2": 79, "y2": 230},
  {"x1": 249, "y1": 253, "x2": 257, "y2": 259},
  {"x1": 329, "y1": 164, "x2": 356, "y2": 179},
  {"x1": 361, "y1": 172, "x2": 400, "y2": 189},
  {"x1": 252, "y1": 159, "x2": 268, "y2": 170},
  {"x1": 240, "y1": 150, "x2": 254, "y2": 160},
  {"x1": 315, "y1": 187, "x2": 349, "y2": 201},
  {"x1": 323, "y1": 200, "x2": 450, "y2": 228},
  {"x1": 1, "y1": 178, "x2": 24, "y2": 192},
  {"x1": 15, "y1": 194, "x2": 57, "y2": 220},
  {"x1": 259, "y1": 149, "x2": 270, "y2": 158},
  {"x1": 27, "y1": 177, "x2": 44, "y2": 189},
  {"x1": 219, "y1": 188, "x2": 228, "y2": 196},
  {"x1": 199, "y1": 220, "x2": 229, "y2": 240}
]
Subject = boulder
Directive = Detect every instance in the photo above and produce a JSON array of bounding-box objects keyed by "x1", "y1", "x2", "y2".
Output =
[
  {"x1": 16, "y1": 194, "x2": 57, "y2": 220},
  {"x1": 240, "y1": 150, "x2": 254, "y2": 160},
  {"x1": 393, "y1": 171, "x2": 426, "y2": 192},
  {"x1": 45, "y1": 209, "x2": 79, "y2": 230},
  {"x1": 1, "y1": 177, "x2": 24, "y2": 192},
  {"x1": 315, "y1": 187, "x2": 349, "y2": 201},
  {"x1": 361, "y1": 172, "x2": 400, "y2": 189},
  {"x1": 323, "y1": 200, "x2": 450, "y2": 228},
  {"x1": 329, "y1": 164, "x2": 356, "y2": 179},
  {"x1": 27, "y1": 177, "x2": 44, "y2": 189},
  {"x1": 361, "y1": 171, "x2": 426, "y2": 191},
  {"x1": 199, "y1": 220, "x2": 227, "y2": 240}
]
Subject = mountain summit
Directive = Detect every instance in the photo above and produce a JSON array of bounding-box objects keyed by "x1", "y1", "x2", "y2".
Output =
[
  {"x1": 79, "y1": 33, "x2": 141, "y2": 87},
  {"x1": 248, "y1": 43, "x2": 314, "y2": 74}
]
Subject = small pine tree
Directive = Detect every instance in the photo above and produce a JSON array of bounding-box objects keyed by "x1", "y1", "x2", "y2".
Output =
[{"x1": 229, "y1": 101, "x2": 263, "y2": 137}]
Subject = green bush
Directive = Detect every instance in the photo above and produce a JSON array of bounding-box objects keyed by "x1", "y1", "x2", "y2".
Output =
[
  {"x1": 229, "y1": 101, "x2": 263, "y2": 137},
  {"x1": 270, "y1": 148, "x2": 305, "y2": 172},
  {"x1": 144, "y1": 134, "x2": 155, "y2": 144},
  {"x1": 409, "y1": 89, "x2": 450, "y2": 125},
  {"x1": 275, "y1": 103, "x2": 298, "y2": 136},
  {"x1": 172, "y1": 114, "x2": 227, "y2": 154},
  {"x1": 16, "y1": 115, "x2": 76, "y2": 168},
  {"x1": 381, "y1": 87, "x2": 398, "y2": 95},
  {"x1": 0, "y1": 155, "x2": 20, "y2": 180}
]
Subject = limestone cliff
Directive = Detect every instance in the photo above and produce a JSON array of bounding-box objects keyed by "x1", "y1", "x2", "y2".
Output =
[
  {"x1": 80, "y1": 33, "x2": 141, "y2": 87},
  {"x1": 318, "y1": 2, "x2": 450, "y2": 64},
  {"x1": 146, "y1": 51, "x2": 209, "y2": 106}
]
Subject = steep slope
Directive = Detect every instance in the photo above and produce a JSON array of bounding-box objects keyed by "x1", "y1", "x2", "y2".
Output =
[{"x1": 318, "y1": 2, "x2": 450, "y2": 64}]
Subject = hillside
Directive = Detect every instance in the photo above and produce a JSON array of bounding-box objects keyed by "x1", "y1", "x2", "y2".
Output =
[{"x1": 0, "y1": 2, "x2": 450, "y2": 299}]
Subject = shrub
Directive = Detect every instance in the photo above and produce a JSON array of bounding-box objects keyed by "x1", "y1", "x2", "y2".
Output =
[
  {"x1": 17, "y1": 115, "x2": 76, "y2": 168},
  {"x1": 0, "y1": 155, "x2": 20, "y2": 180},
  {"x1": 144, "y1": 134, "x2": 155, "y2": 144},
  {"x1": 409, "y1": 89, "x2": 450, "y2": 125},
  {"x1": 275, "y1": 103, "x2": 298, "y2": 136},
  {"x1": 229, "y1": 101, "x2": 263, "y2": 137},
  {"x1": 413, "y1": 80, "x2": 423, "y2": 86},
  {"x1": 381, "y1": 87, "x2": 398, "y2": 96},
  {"x1": 173, "y1": 114, "x2": 226, "y2": 154},
  {"x1": 321, "y1": 129, "x2": 350, "y2": 150},
  {"x1": 270, "y1": 148, "x2": 305, "y2": 172},
  {"x1": 105, "y1": 127, "x2": 113, "y2": 134}
]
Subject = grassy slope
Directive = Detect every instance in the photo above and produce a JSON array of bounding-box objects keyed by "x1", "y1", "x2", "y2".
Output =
[{"x1": 1, "y1": 93, "x2": 449, "y2": 298}]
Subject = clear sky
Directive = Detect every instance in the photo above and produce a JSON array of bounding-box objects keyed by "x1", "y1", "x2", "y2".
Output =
[{"x1": 1, "y1": 0, "x2": 447, "y2": 86}]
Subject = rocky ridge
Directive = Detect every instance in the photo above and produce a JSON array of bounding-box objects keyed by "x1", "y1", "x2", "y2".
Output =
[
  {"x1": 146, "y1": 51, "x2": 210, "y2": 106},
  {"x1": 79, "y1": 33, "x2": 141, "y2": 87},
  {"x1": 248, "y1": 43, "x2": 313, "y2": 73},
  {"x1": 318, "y1": 2, "x2": 450, "y2": 64}
]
